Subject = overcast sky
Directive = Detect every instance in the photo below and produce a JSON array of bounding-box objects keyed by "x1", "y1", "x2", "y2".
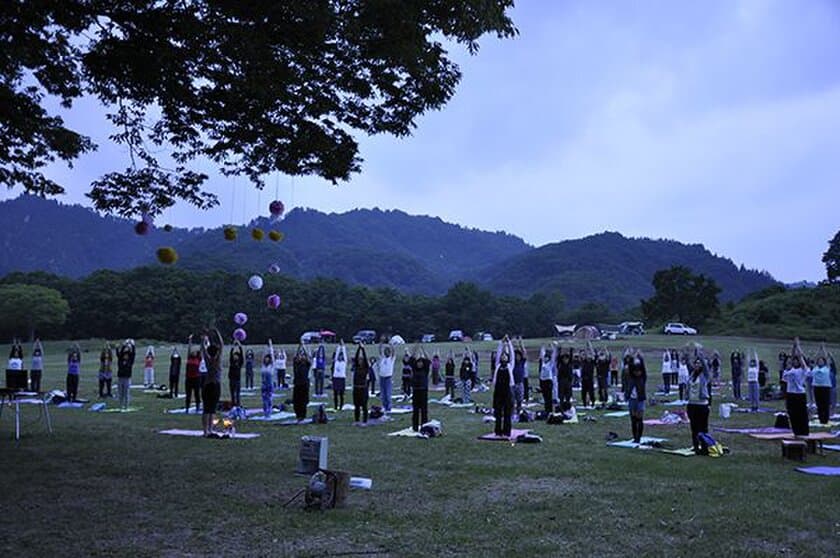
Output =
[{"x1": 8, "y1": 0, "x2": 840, "y2": 283}]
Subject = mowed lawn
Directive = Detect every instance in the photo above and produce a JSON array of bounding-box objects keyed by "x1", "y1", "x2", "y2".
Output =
[{"x1": 1, "y1": 335, "x2": 838, "y2": 557}]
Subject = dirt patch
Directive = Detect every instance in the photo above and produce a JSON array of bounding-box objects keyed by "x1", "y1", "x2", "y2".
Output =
[{"x1": 477, "y1": 476, "x2": 587, "y2": 504}]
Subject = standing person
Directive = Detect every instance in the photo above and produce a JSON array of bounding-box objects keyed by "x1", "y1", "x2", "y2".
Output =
[
  {"x1": 580, "y1": 349, "x2": 596, "y2": 408},
  {"x1": 459, "y1": 350, "x2": 474, "y2": 403},
  {"x1": 710, "y1": 351, "x2": 721, "y2": 384},
  {"x1": 292, "y1": 344, "x2": 311, "y2": 422},
  {"x1": 352, "y1": 345, "x2": 370, "y2": 424},
  {"x1": 746, "y1": 350, "x2": 760, "y2": 413},
  {"x1": 377, "y1": 342, "x2": 395, "y2": 414},
  {"x1": 809, "y1": 349, "x2": 832, "y2": 425},
  {"x1": 200, "y1": 329, "x2": 224, "y2": 437},
  {"x1": 244, "y1": 349, "x2": 255, "y2": 390},
  {"x1": 98, "y1": 343, "x2": 114, "y2": 398},
  {"x1": 670, "y1": 349, "x2": 680, "y2": 390},
  {"x1": 261, "y1": 341, "x2": 276, "y2": 418},
  {"x1": 492, "y1": 338, "x2": 515, "y2": 438},
  {"x1": 184, "y1": 337, "x2": 202, "y2": 413},
  {"x1": 367, "y1": 354, "x2": 378, "y2": 396},
  {"x1": 758, "y1": 360, "x2": 768, "y2": 388},
  {"x1": 116, "y1": 339, "x2": 136, "y2": 410},
  {"x1": 609, "y1": 354, "x2": 620, "y2": 387},
  {"x1": 30, "y1": 339, "x2": 44, "y2": 392},
  {"x1": 624, "y1": 349, "x2": 647, "y2": 444},
  {"x1": 444, "y1": 350, "x2": 456, "y2": 399},
  {"x1": 168, "y1": 346, "x2": 181, "y2": 398},
  {"x1": 411, "y1": 346, "x2": 431, "y2": 431},
  {"x1": 686, "y1": 355, "x2": 712, "y2": 454},
  {"x1": 66, "y1": 344, "x2": 81, "y2": 402},
  {"x1": 829, "y1": 353, "x2": 837, "y2": 418},
  {"x1": 555, "y1": 348, "x2": 574, "y2": 408},
  {"x1": 143, "y1": 346, "x2": 156, "y2": 388},
  {"x1": 783, "y1": 340, "x2": 809, "y2": 436},
  {"x1": 512, "y1": 343, "x2": 526, "y2": 414},
  {"x1": 431, "y1": 350, "x2": 441, "y2": 387},
  {"x1": 539, "y1": 345, "x2": 556, "y2": 415},
  {"x1": 661, "y1": 350, "x2": 671, "y2": 395},
  {"x1": 228, "y1": 340, "x2": 244, "y2": 407},
  {"x1": 313, "y1": 341, "x2": 327, "y2": 398},
  {"x1": 332, "y1": 342, "x2": 347, "y2": 411},
  {"x1": 275, "y1": 346, "x2": 288, "y2": 389},
  {"x1": 677, "y1": 354, "x2": 690, "y2": 401},
  {"x1": 730, "y1": 350, "x2": 743, "y2": 400},
  {"x1": 400, "y1": 350, "x2": 413, "y2": 397},
  {"x1": 596, "y1": 349, "x2": 610, "y2": 407},
  {"x1": 7, "y1": 339, "x2": 24, "y2": 390}
]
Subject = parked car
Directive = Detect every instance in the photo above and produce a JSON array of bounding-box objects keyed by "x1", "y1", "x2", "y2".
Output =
[
  {"x1": 448, "y1": 329, "x2": 464, "y2": 342},
  {"x1": 421, "y1": 334, "x2": 436, "y2": 343},
  {"x1": 618, "y1": 321, "x2": 646, "y2": 335},
  {"x1": 663, "y1": 322, "x2": 698, "y2": 335},
  {"x1": 480, "y1": 332, "x2": 494, "y2": 341},
  {"x1": 300, "y1": 331, "x2": 322, "y2": 344},
  {"x1": 389, "y1": 335, "x2": 405, "y2": 345},
  {"x1": 352, "y1": 329, "x2": 377, "y2": 344}
]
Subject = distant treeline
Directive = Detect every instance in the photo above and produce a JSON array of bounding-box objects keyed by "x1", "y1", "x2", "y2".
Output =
[{"x1": 0, "y1": 268, "x2": 578, "y2": 343}]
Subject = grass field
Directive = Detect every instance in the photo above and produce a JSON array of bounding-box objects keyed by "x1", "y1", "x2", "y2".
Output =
[{"x1": 1, "y1": 335, "x2": 838, "y2": 557}]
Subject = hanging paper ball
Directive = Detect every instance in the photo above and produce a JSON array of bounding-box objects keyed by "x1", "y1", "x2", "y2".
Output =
[
  {"x1": 268, "y1": 230, "x2": 283, "y2": 242},
  {"x1": 223, "y1": 226, "x2": 237, "y2": 241},
  {"x1": 233, "y1": 312, "x2": 248, "y2": 326},
  {"x1": 156, "y1": 247, "x2": 178, "y2": 265},
  {"x1": 163, "y1": 224, "x2": 173, "y2": 232},
  {"x1": 268, "y1": 263, "x2": 281, "y2": 274},
  {"x1": 233, "y1": 328, "x2": 247, "y2": 342},
  {"x1": 251, "y1": 228, "x2": 265, "y2": 241},
  {"x1": 267, "y1": 294, "x2": 281, "y2": 309},
  {"x1": 248, "y1": 275, "x2": 264, "y2": 290},
  {"x1": 134, "y1": 221, "x2": 150, "y2": 236},
  {"x1": 269, "y1": 200, "x2": 285, "y2": 218}
]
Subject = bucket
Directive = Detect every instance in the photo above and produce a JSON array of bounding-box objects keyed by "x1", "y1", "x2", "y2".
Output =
[{"x1": 719, "y1": 403, "x2": 731, "y2": 419}]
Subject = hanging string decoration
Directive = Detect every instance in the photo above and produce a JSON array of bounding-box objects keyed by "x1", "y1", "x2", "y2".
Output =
[{"x1": 156, "y1": 247, "x2": 178, "y2": 265}]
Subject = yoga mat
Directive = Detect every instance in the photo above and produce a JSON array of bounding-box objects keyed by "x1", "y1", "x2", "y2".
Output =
[
  {"x1": 750, "y1": 432, "x2": 836, "y2": 441},
  {"x1": 448, "y1": 403, "x2": 474, "y2": 409},
  {"x1": 714, "y1": 426, "x2": 790, "y2": 434},
  {"x1": 607, "y1": 436, "x2": 668, "y2": 448},
  {"x1": 16, "y1": 398, "x2": 45, "y2": 405},
  {"x1": 795, "y1": 467, "x2": 840, "y2": 477},
  {"x1": 159, "y1": 429, "x2": 260, "y2": 439},
  {"x1": 823, "y1": 444, "x2": 840, "y2": 452},
  {"x1": 663, "y1": 400, "x2": 687, "y2": 407},
  {"x1": 644, "y1": 419, "x2": 685, "y2": 426},
  {"x1": 387, "y1": 407, "x2": 412, "y2": 415},
  {"x1": 809, "y1": 421, "x2": 840, "y2": 428},
  {"x1": 732, "y1": 407, "x2": 774, "y2": 414},
  {"x1": 478, "y1": 428, "x2": 531, "y2": 441},
  {"x1": 248, "y1": 411, "x2": 297, "y2": 422},
  {"x1": 354, "y1": 417, "x2": 393, "y2": 427},
  {"x1": 166, "y1": 407, "x2": 202, "y2": 415},
  {"x1": 56, "y1": 402, "x2": 84, "y2": 408},
  {"x1": 429, "y1": 399, "x2": 451, "y2": 406},
  {"x1": 388, "y1": 427, "x2": 426, "y2": 438},
  {"x1": 604, "y1": 411, "x2": 630, "y2": 418},
  {"x1": 660, "y1": 447, "x2": 696, "y2": 457},
  {"x1": 101, "y1": 407, "x2": 142, "y2": 413}
]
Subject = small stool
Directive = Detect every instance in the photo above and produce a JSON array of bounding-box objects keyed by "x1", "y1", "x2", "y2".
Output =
[{"x1": 781, "y1": 439, "x2": 807, "y2": 461}]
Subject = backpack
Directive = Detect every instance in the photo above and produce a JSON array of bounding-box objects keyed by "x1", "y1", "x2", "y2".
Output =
[
  {"x1": 774, "y1": 413, "x2": 790, "y2": 429},
  {"x1": 313, "y1": 405, "x2": 329, "y2": 424},
  {"x1": 698, "y1": 432, "x2": 728, "y2": 457},
  {"x1": 369, "y1": 405, "x2": 384, "y2": 419},
  {"x1": 515, "y1": 432, "x2": 542, "y2": 444},
  {"x1": 420, "y1": 422, "x2": 442, "y2": 438}
]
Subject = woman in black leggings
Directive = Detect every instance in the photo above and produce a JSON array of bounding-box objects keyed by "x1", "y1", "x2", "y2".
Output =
[
  {"x1": 292, "y1": 345, "x2": 311, "y2": 421},
  {"x1": 353, "y1": 345, "x2": 370, "y2": 423},
  {"x1": 492, "y1": 338, "x2": 515, "y2": 437},
  {"x1": 686, "y1": 356, "x2": 711, "y2": 454}
]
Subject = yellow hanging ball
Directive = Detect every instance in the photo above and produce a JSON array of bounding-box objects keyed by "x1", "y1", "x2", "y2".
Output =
[
  {"x1": 156, "y1": 247, "x2": 178, "y2": 265},
  {"x1": 223, "y1": 226, "x2": 237, "y2": 241},
  {"x1": 251, "y1": 228, "x2": 265, "y2": 241},
  {"x1": 268, "y1": 230, "x2": 284, "y2": 242}
]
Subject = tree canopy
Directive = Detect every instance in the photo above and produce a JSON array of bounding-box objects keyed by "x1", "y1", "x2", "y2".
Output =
[
  {"x1": 641, "y1": 265, "x2": 721, "y2": 326},
  {"x1": 1, "y1": 0, "x2": 516, "y2": 217},
  {"x1": 0, "y1": 283, "x2": 70, "y2": 339},
  {"x1": 822, "y1": 230, "x2": 840, "y2": 284}
]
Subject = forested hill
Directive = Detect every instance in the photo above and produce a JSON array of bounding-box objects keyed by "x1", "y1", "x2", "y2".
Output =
[
  {"x1": 480, "y1": 232, "x2": 778, "y2": 309},
  {"x1": 0, "y1": 195, "x2": 529, "y2": 293},
  {"x1": 0, "y1": 196, "x2": 777, "y2": 307}
]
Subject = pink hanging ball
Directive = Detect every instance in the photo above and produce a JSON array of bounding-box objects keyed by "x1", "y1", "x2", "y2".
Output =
[
  {"x1": 269, "y1": 200, "x2": 285, "y2": 218},
  {"x1": 233, "y1": 328, "x2": 247, "y2": 342},
  {"x1": 134, "y1": 221, "x2": 150, "y2": 236},
  {"x1": 267, "y1": 294, "x2": 281, "y2": 309}
]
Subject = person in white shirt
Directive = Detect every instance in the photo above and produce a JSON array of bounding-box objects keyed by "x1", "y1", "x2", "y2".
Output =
[
  {"x1": 538, "y1": 345, "x2": 556, "y2": 415},
  {"x1": 378, "y1": 342, "x2": 396, "y2": 413},
  {"x1": 746, "y1": 350, "x2": 760, "y2": 412},
  {"x1": 661, "y1": 350, "x2": 672, "y2": 394},
  {"x1": 782, "y1": 339, "x2": 810, "y2": 436},
  {"x1": 274, "y1": 347, "x2": 287, "y2": 388},
  {"x1": 332, "y1": 342, "x2": 348, "y2": 411}
]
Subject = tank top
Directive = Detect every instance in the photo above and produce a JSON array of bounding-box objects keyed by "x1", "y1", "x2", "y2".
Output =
[{"x1": 185, "y1": 357, "x2": 201, "y2": 379}]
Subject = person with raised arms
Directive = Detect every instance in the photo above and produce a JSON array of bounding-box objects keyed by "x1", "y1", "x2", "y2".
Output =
[
  {"x1": 400, "y1": 349, "x2": 413, "y2": 398},
  {"x1": 444, "y1": 349, "x2": 456, "y2": 400},
  {"x1": 244, "y1": 348, "x2": 255, "y2": 391},
  {"x1": 292, "y1": 344, "x2": 311, "y2": 422},
  {"x1": 66, "y1": 343, "x2": 82, "y2": 402},
  {"x1": 261, "y1": 340, "x2": 276, "y2": 418},
  {"x1": 30, "y1": 339, "x2": 44, "y2": 392},
  {"x1": 377, "y1": 341, "x2": 396, "y2": 414},
  {"x1": 313, "y1": 341, "x2": 327, "y2": 398},
  {"x1": 332, "y1": 341, "x2": 348, "y2": 412},
  {"x1": 783, "y1": 339, "x2": 809, "y2": 436},
  {"x1": 275, "y1": 345, "x2": 288, "y2": 389},
  {"x1": 512, "y1": 341, "x2": 527, "y2": 414},
  {"x1": 184, "y1": 336, "x2": 202, "y2": 413},
  {"x1": 686, "y1": 354, "x2": 711, "y2": 453},
  {"x1": 459, "y1": 348, "x2": 475, "y2": 404},
  {"x1": 352, "y1": 344, "x2": 370, "y2": 424},
  {"x1": 168, "y1": 346, "x2": 181, "y2": 399},
  {"x1": 200, "y1": 328, "x2": 224, "y2": 437},
  {"x1": 809, "y1": 345, "x2": 833, "y2": 425},
  {"x1": 538, "y1": 345, "x2": 556, "y2": 415},
  {"x1": 746, "y1": 350, "x2": 760, "y2": 413},
  {"x1": 596, "y1": 348, "x2": 610, "y2": 407},
  {"x1": 98, "y1": 342, "x2": 114, "y2": 398},
  {"x1": 116, "y1": 339, "x2": 136, "y2": 410},
  {"x1": 624, "y1": 348, "x2": 647, "y2": 444},
  {"x1": 492, "y1": 337, "x2": 516, "y2": 438},
  {"x1": 228, "y1": 339, "x2": 244, "y2": 407},
  {"x1": 410, "y1": 345, "x2": 431, "y2": 431},
  {"x1": 143, "y1": 346, "x2": 156, "y2": 388}
]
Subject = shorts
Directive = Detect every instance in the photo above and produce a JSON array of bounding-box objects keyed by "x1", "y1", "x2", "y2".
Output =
[
  {"x1": 202, "y1": 382, "x2": 221, "y2": 415},
  {"x1": 628, "y1": 398, "x2": 645, "y2": 415}
]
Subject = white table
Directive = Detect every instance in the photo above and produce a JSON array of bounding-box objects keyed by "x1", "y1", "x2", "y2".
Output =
[{"x1": 0, "y1": 390, "x2": 53, "y2": 440}]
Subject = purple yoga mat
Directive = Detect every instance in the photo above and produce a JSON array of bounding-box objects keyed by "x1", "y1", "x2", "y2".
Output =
[
  {"x1": 795, "y1": 467, "x2": 840, "y2": 476},
  {"x1": 713, "y1": 426, "x2": 791, "y2": 434}
]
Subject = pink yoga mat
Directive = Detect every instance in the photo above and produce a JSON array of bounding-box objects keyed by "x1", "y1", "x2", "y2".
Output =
[{"x1": 478, "y1": 429, "x2": 530, "y2": 441}]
